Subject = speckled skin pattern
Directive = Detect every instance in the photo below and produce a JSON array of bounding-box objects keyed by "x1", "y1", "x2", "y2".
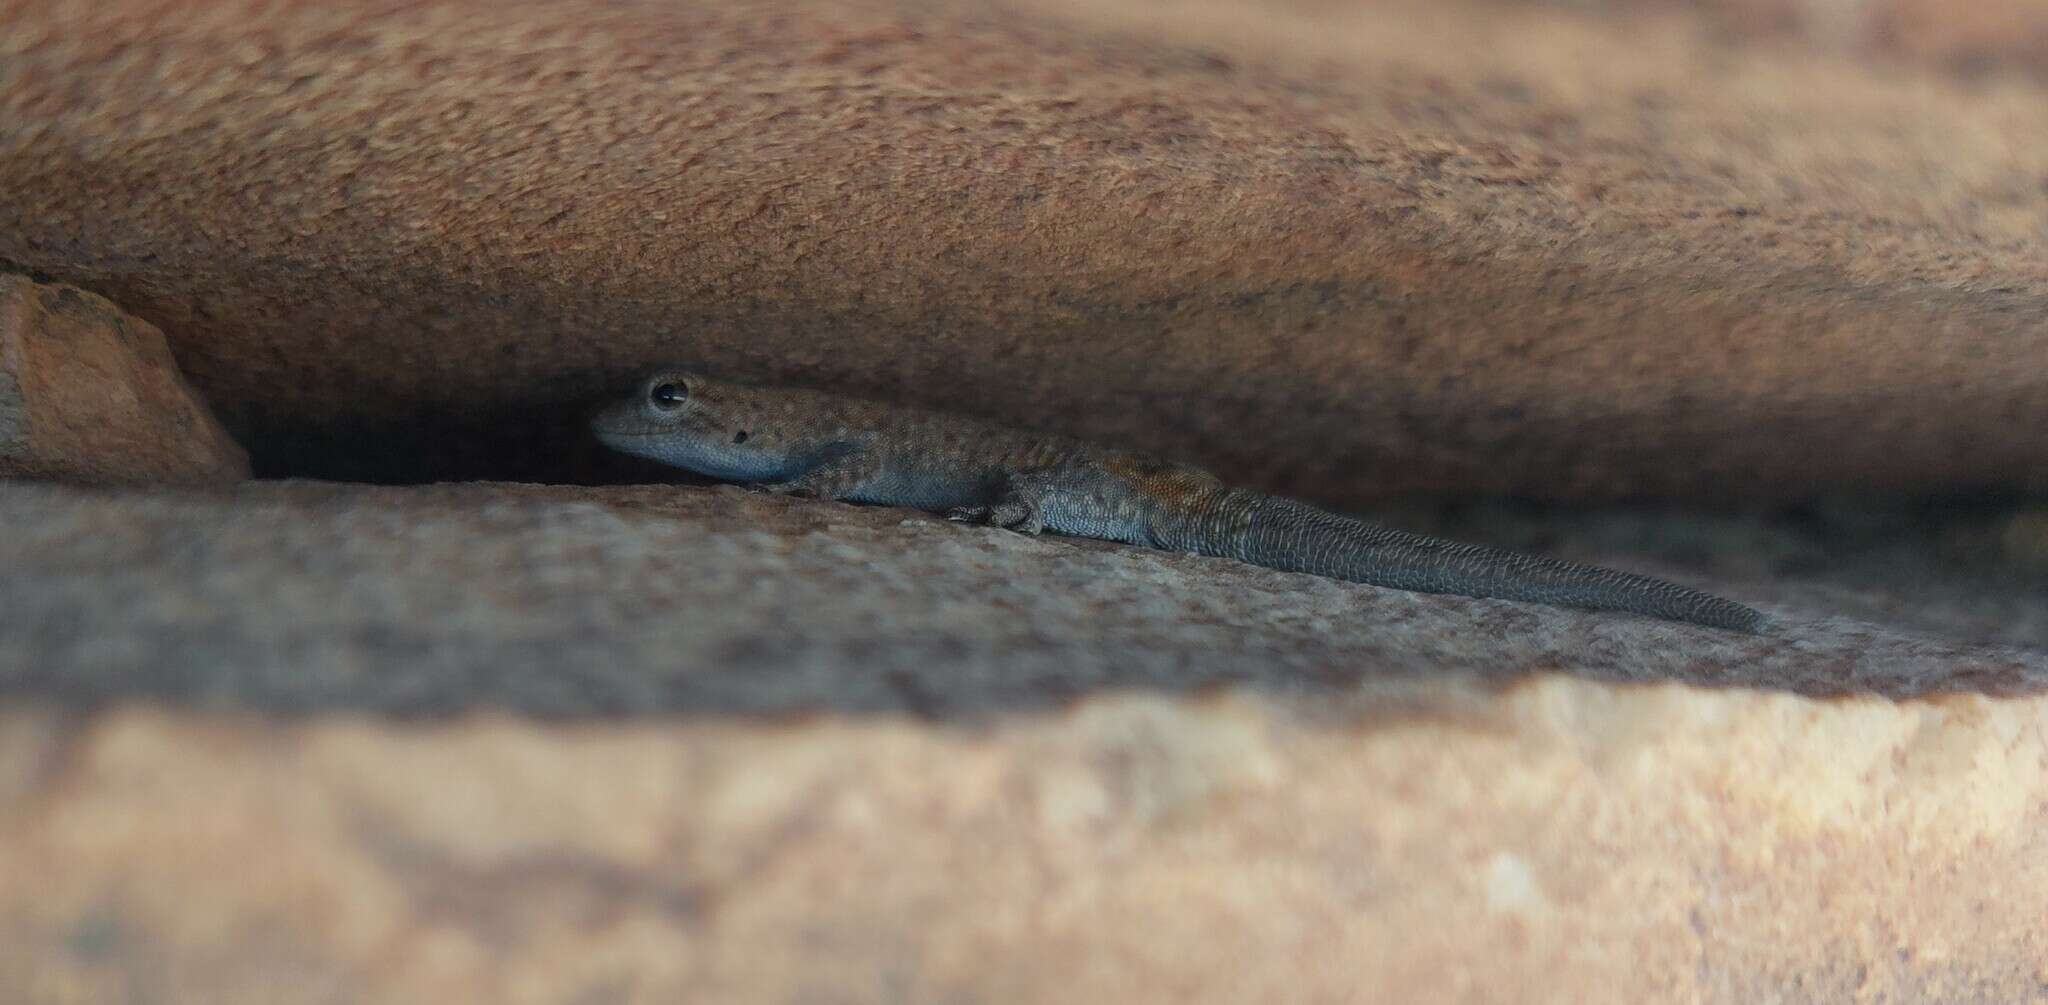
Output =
[{"x1": 593, "y1": 371, "x2": 1769, "y2": 633}]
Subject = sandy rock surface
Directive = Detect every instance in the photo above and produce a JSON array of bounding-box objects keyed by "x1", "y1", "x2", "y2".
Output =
[
  {"x1": 1553, "y1": 0, "x2": 2048, "y2": 78},
  {"x1": 0, "y1": 480, "x2": 2044, "y2": 1003},
  {"x1": 0, "y1": 275, "x2": 247, "y2": 485},
  {"x1": 3, "y1": 0, "x2": 2047, "y2": 500},
  {"x1": 2, "y1": 481, "x2": 2044, "y2": 714},
  {"x1": 2, "y1": 682, "x2": 2045, "y2": 1004}
]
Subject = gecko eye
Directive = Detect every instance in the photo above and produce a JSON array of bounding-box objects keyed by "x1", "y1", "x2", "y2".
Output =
[{"x1": 649, "y1": 382, "x2": 688, "y2": 409}]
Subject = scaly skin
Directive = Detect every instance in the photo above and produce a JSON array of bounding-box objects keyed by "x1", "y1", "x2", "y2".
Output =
[{"x1": 592, "y1": 369, "x2": 1770, "y2": 633}]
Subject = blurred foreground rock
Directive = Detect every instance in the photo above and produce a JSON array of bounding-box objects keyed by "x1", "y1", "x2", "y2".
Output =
[
  {"x1": 1560, "y1": 0, "x2": 2048, "y2": 78},
  {"x1": 2, "y1": 684, "x2": 2045, "y2": 1003},
  {"x1": 2, "y1": 481, "x2": 2045, "y2": 1001},
  {"x1": 0, "y1": 275, "x2": 247, "y2": 485}
]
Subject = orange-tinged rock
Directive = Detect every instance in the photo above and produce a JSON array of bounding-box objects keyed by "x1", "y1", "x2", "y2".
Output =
[
  {"x1": 1, "y1": 684, "x2": 2045, "y2": 1004},
  {"x1": 0, "y1": 275, "x2": 247, "y2": 485}
]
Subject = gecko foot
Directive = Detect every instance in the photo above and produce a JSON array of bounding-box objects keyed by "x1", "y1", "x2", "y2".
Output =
[
  {"x1": 948, "y1": 502, "x2": 1042, "y2": 535},
  {"x1": 754, "y1": 480, "x2": 818, "y2": 498}
]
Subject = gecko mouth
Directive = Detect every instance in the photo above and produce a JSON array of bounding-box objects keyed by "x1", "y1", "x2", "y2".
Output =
[{"x1": 592, "y1": 424, "x2": 727, "y2": 446}]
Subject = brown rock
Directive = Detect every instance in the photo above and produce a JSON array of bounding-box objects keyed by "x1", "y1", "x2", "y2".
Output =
[
  {"x1": 0, "y1": 480, "x2": 2044, "y2": 1001},
  {"x1": 1559, "y1": 0, "x2": 2048, "y2": 79},
  {"x1": 2, "y1": 683, "x2": 2046, "y2": 1003},
  {"x1": 0, "y1": 275, "x2": 247, "y2": 485},
  {"x1": 3, "y1": 0, "x2": 2047, "y2": 500},
  {"x1": 0, "y1": 480, "x2": 2041, "y2": 713},
  {"x1": 1871, "y1": 0, "x2": 2048, "y2": 76}
]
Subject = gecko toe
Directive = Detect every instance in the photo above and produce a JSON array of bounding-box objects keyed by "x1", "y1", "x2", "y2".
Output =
[
  {"x1": 1002, "y1": 511, "x2": 1045, "y2": 535},
  {"x1": 989, "y1": 501, "x2": 1042, "y2": 534},
  {"x1": 947, "y1": 506, "x2": 990, "y2": 524}
]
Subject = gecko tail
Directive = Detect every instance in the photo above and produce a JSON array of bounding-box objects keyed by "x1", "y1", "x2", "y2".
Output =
[{"x1": 1234, "y1": 497, "x2": 1771, "y2": 634}]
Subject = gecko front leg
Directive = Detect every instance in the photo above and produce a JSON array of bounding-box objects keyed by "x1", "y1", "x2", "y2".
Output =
[
  {"x1": 754, "y1": 443, "x2": 879, "y2": 500},
  {"x1": 948, "y1": 471, "x2": 1049, "y2": 535},
  {"x1": 951, "y1": 463, "x2": 1168, "y2": 548}
]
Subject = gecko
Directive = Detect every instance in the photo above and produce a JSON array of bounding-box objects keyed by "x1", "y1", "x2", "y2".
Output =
[{"x1": 591, "y1": 369, "x2": 1770, "y2": 633}]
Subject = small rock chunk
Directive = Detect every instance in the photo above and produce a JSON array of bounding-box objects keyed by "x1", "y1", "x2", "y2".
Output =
[{"x1": 0, "y1": 275, "x2": 247, "y2": 485}]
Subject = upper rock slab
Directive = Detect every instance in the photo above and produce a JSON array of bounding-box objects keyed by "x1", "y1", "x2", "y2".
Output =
[{"x1": 2, "y1": 0, "x2": 2044, "y2": 499}]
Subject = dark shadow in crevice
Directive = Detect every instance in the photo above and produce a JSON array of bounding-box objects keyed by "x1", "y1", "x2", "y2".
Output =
[{"x1": 234, "y1": 393, "x2": 685, "y2": 486}]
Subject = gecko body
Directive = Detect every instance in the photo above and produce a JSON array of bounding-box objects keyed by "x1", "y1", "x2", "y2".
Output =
[{"x1": 592, "y1": 370, "x2": 1769, "y2": 633}]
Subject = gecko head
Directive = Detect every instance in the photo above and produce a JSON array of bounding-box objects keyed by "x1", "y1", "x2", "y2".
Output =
[{"x1": 590, "y1": 368, "x2": 793, "y2": 482}]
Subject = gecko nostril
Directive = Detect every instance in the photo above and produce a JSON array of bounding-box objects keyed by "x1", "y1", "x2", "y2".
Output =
[{"x1": 733, "y1": 430, "x2": 749, "y2": 444}]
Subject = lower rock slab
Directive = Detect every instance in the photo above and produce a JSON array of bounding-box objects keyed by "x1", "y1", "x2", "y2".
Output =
[{"x1": 1, "y1": 683, "x2": 2043, "y2": 1004}]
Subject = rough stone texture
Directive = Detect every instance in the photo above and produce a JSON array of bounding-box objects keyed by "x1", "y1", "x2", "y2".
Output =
[
  {"x1": 1548, "y1": 0, "x2": 2048, "y2": 79},
  {"x1": 3, "y1": 0, "x2": 2048, "y2": 500},
  {"x1": 0, "y1": 275, "x2": 247, "y2": 485},
  {"x1": 3, "y1": 481, "x2": 2046, "y2": 716},
  {"x1": 2, "y1": 683, "x2": 2046, "y2": 1004},
  {"x1": 6, "y1": 0, "x2": 2048, "y2": 997},
  {"x1": 2, "y1": 481, "x2": 2046, "y2": 1000}
]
